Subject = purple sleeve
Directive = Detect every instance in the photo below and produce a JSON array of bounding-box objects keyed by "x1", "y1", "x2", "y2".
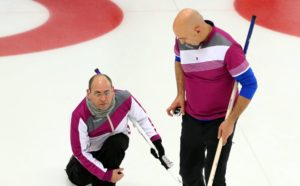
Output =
[
  {"x1": 225, "y1": 44, "x2": 257, "y2": 99},
  {"x1": 174, "y1": 38, "x2": 181, "y2": 62},
  {"x1": 225, "y1": 44, "x2": 249, "y2": 77}
]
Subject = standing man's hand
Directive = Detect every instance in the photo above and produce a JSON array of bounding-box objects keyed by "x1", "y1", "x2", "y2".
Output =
[
  {"x1": 111, "y1": 168, "x2": 124, "y2": 183},
  {"x1": 166, "y1": 96, "x2": 185, "y2": 116},
  {"x1": 218, "y1": 119, "x2": 235, "y2": 145}
]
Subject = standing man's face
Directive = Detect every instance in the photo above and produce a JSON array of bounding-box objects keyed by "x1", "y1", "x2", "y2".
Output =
[
  {"x1": 173, "y1": 9, "x2": 206, "y2": 47},
  {"x1": 174, "y1": 24, "x2": 203, "y2": 47}
]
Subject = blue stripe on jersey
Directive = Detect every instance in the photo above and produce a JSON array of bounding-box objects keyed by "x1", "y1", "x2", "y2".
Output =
[
  {"x1": 235, "y1": 68, "x2": 257, "y2": 99},
  {"x1": 175, "y1": 56, "x2": 181, "y2": 62}
]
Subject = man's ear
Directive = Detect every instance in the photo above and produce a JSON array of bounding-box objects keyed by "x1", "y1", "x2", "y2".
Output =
[
  {"x1": 86, "y1": 89, "x2": 91, "y2": 98},
  {"x1": 111, "y1": 86, "x2": 116, "y2": 96},
  {"x1": 195, "y1": 25, "x2": 201, "y2": 34}
]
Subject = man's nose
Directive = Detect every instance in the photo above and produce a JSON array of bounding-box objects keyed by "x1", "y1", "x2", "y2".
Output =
[{"x1": 99, "y1": 95, "x2": 106, "y2": 101}]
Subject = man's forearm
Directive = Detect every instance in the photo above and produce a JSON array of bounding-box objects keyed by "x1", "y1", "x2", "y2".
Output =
[{"x1": 227, "y1": 95, "x2": 251, "y2": 123}]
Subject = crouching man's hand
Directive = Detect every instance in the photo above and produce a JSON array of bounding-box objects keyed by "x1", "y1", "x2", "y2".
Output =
[
  {"x1": 111, "y1": 168, "x2": 124, "y2": 183},
  {"x1": 151, "y1": 140, "x2": 173, "y2": 169},
  {"x1": 152, "y1": 139, "x2": 165, "y2": 158}
]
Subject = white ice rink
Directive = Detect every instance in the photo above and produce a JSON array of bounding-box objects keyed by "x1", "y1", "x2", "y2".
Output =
[{"x1": 1, "y1": 0, "x2": 300, "y2": 185}]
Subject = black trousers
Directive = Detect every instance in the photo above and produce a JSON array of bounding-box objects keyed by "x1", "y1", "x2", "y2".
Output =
[
  {"x1": 180, "y1": 114, "x2": 236, "y2": 186},
  {"x1": 66, "y1": 133, "x2": 129, "y2": 186}
]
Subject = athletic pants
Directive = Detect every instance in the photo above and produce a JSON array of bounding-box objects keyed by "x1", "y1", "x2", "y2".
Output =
[
  {"x1": 66, "y1": 133, "x2": 129, "y2": 186},
  {"x1": 180, "y1": 114, "x2": 236, "y2": 186}
]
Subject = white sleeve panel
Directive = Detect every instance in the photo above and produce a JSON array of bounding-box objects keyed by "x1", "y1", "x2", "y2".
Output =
[{"x1": 128, "y1": 97, "x2": 160, "y2": 140}]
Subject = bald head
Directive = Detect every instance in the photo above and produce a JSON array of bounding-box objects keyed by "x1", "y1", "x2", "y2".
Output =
[
  {"x1": 173, "y1": 8, "x2": 211, "y2": 45},
  {"x1": 89, "y1": 74, "x2": 113, "y2": 90},
  {"x1": 173, "y1": 8, "x2": 204, "y2": 30}
]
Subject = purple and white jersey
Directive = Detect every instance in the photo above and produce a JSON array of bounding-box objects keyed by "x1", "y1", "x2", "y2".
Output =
[
  {"x1": 70, "y1": 89, "x2": 161, "y2": 181},
  {"x1": 174, "y1": 21, "x2": 250, "y2": 120}
]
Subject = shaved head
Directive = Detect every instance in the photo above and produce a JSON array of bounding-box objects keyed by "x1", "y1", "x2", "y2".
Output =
[
  {"x1": 173, "y1": 8, "x2": 211, "y2": 45},
  {"x1": 89, "y1": 74, "x2": 113, "y2": 90},
  {"x1": 173, "y1": 8, "x2": 204, "y2": 31}
]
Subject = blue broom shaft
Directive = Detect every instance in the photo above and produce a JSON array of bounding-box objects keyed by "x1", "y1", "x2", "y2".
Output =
[{"x1": 243, "y1": 15, "x2": 256, "y2": 54}]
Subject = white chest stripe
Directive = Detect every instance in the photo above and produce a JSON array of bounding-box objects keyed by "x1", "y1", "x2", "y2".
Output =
[{"x1": 180, "y1": 45, "x2": 229, "y2": 64}]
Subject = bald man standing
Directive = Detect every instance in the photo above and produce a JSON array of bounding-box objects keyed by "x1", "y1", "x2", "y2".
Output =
[
  {"x1": 167, "y1": 9, "x2": 257, "y2": 186},
  {"x1": 66, "y1": 74, "x2": 166, "y2": 186}
]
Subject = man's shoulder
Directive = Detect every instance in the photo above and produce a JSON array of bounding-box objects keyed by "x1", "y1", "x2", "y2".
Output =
[
  {"x1": 113, "y1": 90, "x2": 133, "y2": 112},
  {"x1": 212, "y1": 26, "x2": 240, "y2": 47},
  {"x1": 115, "y1": 89, "x2": 131, "y2": 99},
  {"x1": 72, "y1": 98, "x2": 88, "y2": 117}
]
